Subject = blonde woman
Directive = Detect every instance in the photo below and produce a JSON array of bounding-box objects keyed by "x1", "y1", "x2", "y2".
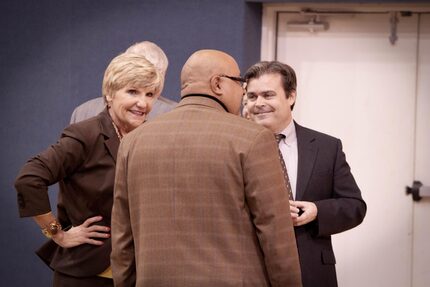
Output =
[{"x1": 15, "y1": 52, "x2": 163, "y2": 287}]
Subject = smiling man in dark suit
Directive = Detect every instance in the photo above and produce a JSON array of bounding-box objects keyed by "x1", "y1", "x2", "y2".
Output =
[{"x1": 244, "y1": 61, "x2": 367, "y2": 287}]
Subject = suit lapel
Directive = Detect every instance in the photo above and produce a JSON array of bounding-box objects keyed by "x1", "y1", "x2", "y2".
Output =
[
  {"x1": 105, "y1": 136, "x2": 119, "y2": 162},
  {"x1": 99, "y1": 108, "x2": 120, "y2": 162},
  {"x1": 295, "y1": 122, "x2": 318, "y2": 200}
]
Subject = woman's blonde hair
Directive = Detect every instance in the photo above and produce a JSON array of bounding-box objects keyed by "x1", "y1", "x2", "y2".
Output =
[{"x1": 102, "y1": 52, "x2": 163, "y2": 101}]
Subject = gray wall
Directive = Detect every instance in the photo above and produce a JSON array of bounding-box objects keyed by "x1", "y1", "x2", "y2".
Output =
[{"x1": 0, "y1": 0, "x2": 261, "y2": 285}]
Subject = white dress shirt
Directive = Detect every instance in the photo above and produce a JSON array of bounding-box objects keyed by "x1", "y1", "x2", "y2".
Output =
[{"x1": 278, "y1": 120, "x2": 298, "y2": 199}]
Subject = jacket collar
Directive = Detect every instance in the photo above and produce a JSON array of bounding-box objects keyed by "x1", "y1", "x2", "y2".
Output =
[
  {"x1": 178, "y1": 94, "x2": 229, "y2": 113},
  {"x1": 295, "y1": 121, "x2": 318, "y2": 200},
  {"x1": 99, "y1": 108, "x2": 120, "y2": 162}
]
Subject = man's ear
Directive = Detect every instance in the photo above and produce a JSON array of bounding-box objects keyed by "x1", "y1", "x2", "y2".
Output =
[
  {"x1": 288, "y1": 91, "x2": 296, "y2": 107},
  {"x1": 210, "y1": 75, "x2": 223, "y2": 96}
]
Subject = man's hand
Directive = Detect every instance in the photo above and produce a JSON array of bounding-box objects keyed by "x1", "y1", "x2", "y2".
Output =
[{"x1": 289, "y1": 200, "x2": 318, "y2": 226}]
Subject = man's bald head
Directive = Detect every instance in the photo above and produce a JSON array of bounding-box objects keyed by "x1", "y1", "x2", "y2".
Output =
[
  {"x1": 180, "y1": 49, "x2": 244, "y2": 115},
  {"x1": 181, "y1": 50, "x2": 236, "y2": 91}
]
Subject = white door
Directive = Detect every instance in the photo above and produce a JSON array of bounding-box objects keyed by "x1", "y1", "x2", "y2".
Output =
[
  {"x1": 262, "y1": 5, "x2": 430, "y2": 287},
  {"x1": 413, "y1": 14, "x2": 430, "y2": 287}
]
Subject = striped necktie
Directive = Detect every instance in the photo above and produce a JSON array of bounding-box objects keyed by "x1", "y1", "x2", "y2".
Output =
[{"x1": 275, "y1": 134, "x2": 294, "y2": 200}]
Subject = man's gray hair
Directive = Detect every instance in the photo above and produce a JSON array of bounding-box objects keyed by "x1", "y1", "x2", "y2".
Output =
[{"x1": 126, "y1": 41, "x2": 168, "y2": 75}]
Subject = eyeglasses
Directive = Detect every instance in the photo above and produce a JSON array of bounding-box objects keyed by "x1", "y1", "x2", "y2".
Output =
[{"x1": 219, "y1": 75, "x2": 246, "y2": 86}]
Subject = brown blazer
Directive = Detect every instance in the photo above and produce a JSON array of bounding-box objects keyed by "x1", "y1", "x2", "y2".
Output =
[
  {"x1": 15, "y1": 108, "x2": 119, "y2": 277},
  {"x1": 111, "y1": 95, "x2": 302, "y2": 287}
]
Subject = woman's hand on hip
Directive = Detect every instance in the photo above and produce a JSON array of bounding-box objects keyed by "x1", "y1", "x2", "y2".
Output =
[{"x1": 52, "y1": 216, "x2": 110, "y2": 248}]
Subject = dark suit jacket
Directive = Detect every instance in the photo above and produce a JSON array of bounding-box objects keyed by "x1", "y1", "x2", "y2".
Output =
[
  {"x1": 294, "y1": 122, "x2": 367, "y2": 287},
  {"x1": 15, "y1": 108, "x2": 119, "y2": 277},
  {"x1": 111, "y1": 95, "x2": 302, "y2": 287}
]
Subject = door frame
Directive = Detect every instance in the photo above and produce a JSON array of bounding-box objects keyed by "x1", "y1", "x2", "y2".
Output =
[{"x1": 260, "y1": 3, "x2": 430, "y2": 61}]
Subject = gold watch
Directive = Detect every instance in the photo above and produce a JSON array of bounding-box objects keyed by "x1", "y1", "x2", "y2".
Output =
[{"x1": 41, "y1": 220, "x2": 62, "y2": 238}]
